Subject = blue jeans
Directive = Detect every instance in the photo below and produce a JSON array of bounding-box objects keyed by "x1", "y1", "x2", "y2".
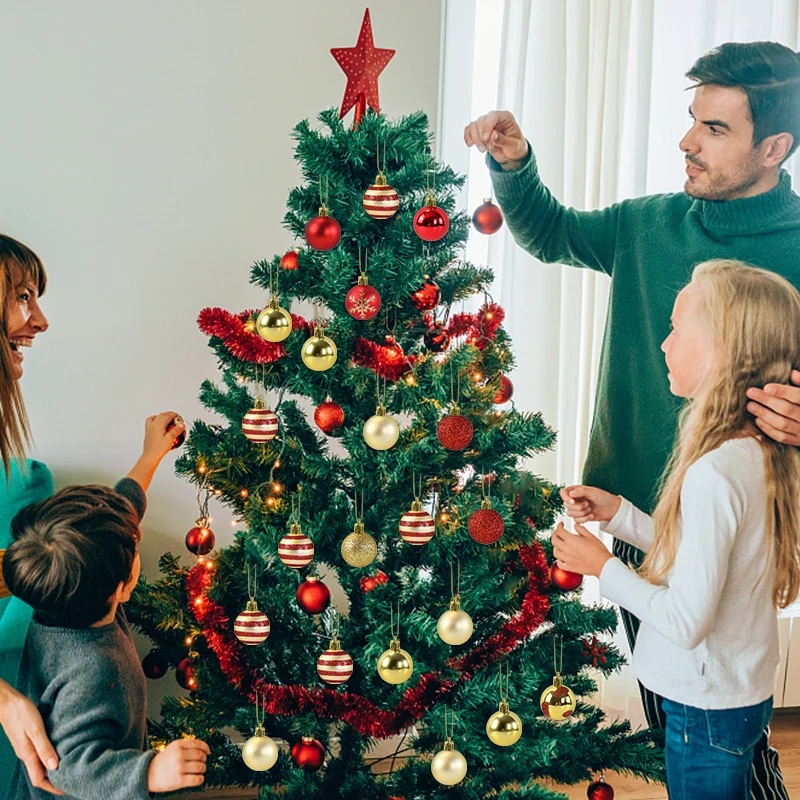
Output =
[{"x1": 663, "y1": 697, "x2": 774, "y2": 800}]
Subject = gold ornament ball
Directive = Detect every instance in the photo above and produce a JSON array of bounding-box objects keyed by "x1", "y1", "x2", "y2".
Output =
[
  {"x1": 437, "y1": 609, "x2": 473, "y2": 646},
  {"x1": 242, "y1": 732, "x2": 279, "y2": 771},
  {"x1": 431, "y1": 746, "x2": 468, "y2": 786},
  {"x1": 486, "y1": 704, "x2": 522, "y2": 746},
  {"x1": 301, "y1": 330, "x2": 337, "y2": 371},
  {"x1": 256, "y1": 302, "x2": 292, "y2": 343},
  {"x1": 540, "y1": 681, "x2": 577, "y2": 721},
  {"x1": 341, "y1": 526, "x2": 377, "y2": 568},
  {"x1": 363, "y1": 411, "x2": 400, "y2": 450},
  {"x1": 377, "y1": 642, "x2": 414, "y2": 685}
]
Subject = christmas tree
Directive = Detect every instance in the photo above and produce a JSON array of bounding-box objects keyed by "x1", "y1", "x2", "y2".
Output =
[{"x1": 128, "y1": 10, "x2": 663, "y2": 799}]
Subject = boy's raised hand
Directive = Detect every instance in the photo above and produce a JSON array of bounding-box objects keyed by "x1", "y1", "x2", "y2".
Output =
[
  {"x1": 148, "y1": 738, "x2": 210, "y2": 793},
  {"x1": 127, "y1": 411, "x2": 185, "y2": 493},
  {"x1": 560, "y1": 485, "x2": 622, "y2": 524}
]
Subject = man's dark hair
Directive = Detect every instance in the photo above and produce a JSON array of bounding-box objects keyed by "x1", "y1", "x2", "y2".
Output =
[
  {"x1": 687, "y1": 41, "x2": 800, "y2": 161},
  {"x1": 2, "y1": 485, "x2": 141, "y2": 628}
]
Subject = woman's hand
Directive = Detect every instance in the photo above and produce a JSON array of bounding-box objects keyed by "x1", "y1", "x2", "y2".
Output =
[
  {"x1": 552, "y1": 521, "x2": 613, "y2": 577},
  {"x1": 560, "y1": 485, "x2": 622, "y2": 524},
  {"x1": 0, "y1": 682, "x2": 63, "y2": 795}
]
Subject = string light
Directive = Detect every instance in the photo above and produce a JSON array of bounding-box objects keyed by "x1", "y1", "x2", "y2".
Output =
[
  {"x1": 198, "y1": 464, "x2": 207, "y2": 474},
  {"x1": 275, "y1": 459, "x2": 281, "y2": 468},
  {"x1": 473, "y1": 372, "x2": 483, "y2": 382},
  {"x1": 405, "y1": 374, "x2": 417, "y2": 386},
  {"x1": 240, "y1": 489, "x2": 249, "y2": 499},
  {"x1": 267, "y1": 497, "x2": 276, "y2": 506},
  {"x1": 185, "y1": 636, "x2": 193, "y2": 646},
  {"x1": 273, "y1": 483, "x2": 282, "y2": 493},
  {"x1": 236, "y1": 375, "x2": 246, "y2": 385}
]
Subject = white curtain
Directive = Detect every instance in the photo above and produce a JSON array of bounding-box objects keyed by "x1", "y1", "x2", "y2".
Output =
[{"x1": 441, "y1": 0, "x2": 800, "y2": 727}]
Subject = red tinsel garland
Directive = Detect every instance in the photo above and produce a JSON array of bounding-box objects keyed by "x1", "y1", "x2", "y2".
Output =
[
  {"x1": 186, "y1": 542, "x2": 550, "y2": 739},
  {"x1": 435, "y1": 302, "x2": 504, "y2": 350}
]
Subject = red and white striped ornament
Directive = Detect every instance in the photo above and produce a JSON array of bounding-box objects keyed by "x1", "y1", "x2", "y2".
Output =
[
  {"x1": 363, "y1": 172, "x2": 399, "y2": 219},
  {"x1": 234, "y1": 599, "x2": 271, "y2": 645},
  {"x1": 399, "y1": 500, "x2": 436, "y2": 546},
  {"x1": 242, "y1": 400, "x2": 278, "y2": 444},
  {"x1": 316, "y1": 637, "x2": 354, "y2": 685},
  {"x1": 278, "y1": 522, "x2": 315, "y2": 569}
]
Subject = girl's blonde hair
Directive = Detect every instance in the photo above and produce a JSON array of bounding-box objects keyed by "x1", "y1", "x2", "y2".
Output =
[
  {"x1": 0, "y1": 234, "x2": 47, "y2": 475},
  {"x1": 642, "y1": 259, "x2": 800, "y2": 609}
]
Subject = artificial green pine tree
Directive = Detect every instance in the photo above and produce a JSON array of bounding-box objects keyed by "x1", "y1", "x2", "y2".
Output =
[{"x1": 128, "y1": 107, "x2": 664, "y2": 799}]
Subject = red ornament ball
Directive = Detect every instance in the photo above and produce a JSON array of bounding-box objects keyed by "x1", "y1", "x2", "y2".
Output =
[
  {"x1": 468, "y1": 507, "x2": 505, "y2": 544},
  {"x1": 413, "y1": 203, "x2": 449, "y2": 241},
  {"x1": 345, "y1": 281, "x2": 381, "y2": 321},
  {"x1": 587, "y1": 778, "x2": 615, "y2": 800},
  {"x1": 185, "y1": 524, "x2": 215, "y2": 556},
  {"x1": 296, "y1": 576, "x2": 331, "y2": 614},
  {"x1": 142, "y1": 650, "x2": 169, "y2": 680},
  {"x1": 360, "y1": 575, "x2": 379, "y2": 593},
  {"x1": 280, "y1": 249, "x2": 300, "y2": 270},
  {"x1": 176, "y1": 657, "x2": 198, "y2": 691},
  {"x1": 411, "y1": 279, "x2": 442, "y2": 311},
  {"x1": 314, "y1": 398, "x2": 345, "y2": 435},
  {"x1": 493, "y1": 374, "x2": 514, "y2": 404},
  {"x1": 423, "y1": 322, "x2": 450, "y2": 353},
  {"x1": 375, "y1": 569, "x2": 388, "y2": 584},
  {"x1": 291, "y1": 737, "x2": 325, "y2": 771},
  {"x1": 242, "y1": 406, "x2": 279, "y2": 443},
  {"x1": 166, "y1": 417, "x2": 185, "y2": 450},
  {"x1": 305, "y1": 215, "x2": 341, "y2": 251},
  {"x1": 472, "y1": 198, "x2": 504, "y2": 235},
  {"x1": 550, "y1": 562, "x2": 583, "y2": 591},
  {"x1": 437, "y1": 414, "x2": 473, "y2": 450}
]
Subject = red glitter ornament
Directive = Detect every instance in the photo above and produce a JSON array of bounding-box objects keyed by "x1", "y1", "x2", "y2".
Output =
[
  {"x1": 468, "y1": 501, "x2": 504, "y2": 545},
  {"x1": 185, "y1": 523, "x2": 215, "y2": 556},
  {"x1": 423, "y1": 322, "x2": 450, "y2": 353},
  {"x1": 306, "y1": 214, "x2": 341, "y2": 251},
  {"x1": 314, "y1": 398, "x2": 345, "y2": 435},
  {"x1": 493, "y1": 375, "x2": 514, "y2": 404},
  {"x1": 291, "y1": 737, "x2": 325, "y2": 771},
  {"x1": 375, "y1": 569, "x2": 388, "y2": 584},
  {"x1": 360, "y1": 575, "x2": 379, "y2": 593},
  {"x1": 550, "y1": 562, "x2": 583, "y2": 591},
  {"x1": 471, "y1": 198, "x2": 504, "y2": 235},
  {"x1": 437, "y1": 411, "x2": 473, "y2": 451},
  {"x1": 411, "y1": 278, "x2": 442, "y2": 311},
  {"x1": 280, "y1": 249, "x2": 300, "y2": 270},
  {"x1": 413, "y1": 195, "x2": 449, "y2": 242},
  {"x1": 176, "y1": 657, "x2": 198, "y2": 691},
  {"x1": 345, "y1": 276, "x2": 381, "y2": 320},
  {"x1": 296, "y1": 575, "x2": 331, "y2": 614},
  {"x1": 587, "y1": 778, "x2": 615, "y2": 800},
  {"x1": 142, "y1": 650, "x2": 168, "y2": 679}
]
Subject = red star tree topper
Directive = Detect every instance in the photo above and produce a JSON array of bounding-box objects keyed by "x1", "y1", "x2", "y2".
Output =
[{"x1": 331, "y1": 8, "x2": 395, "y2": 125}]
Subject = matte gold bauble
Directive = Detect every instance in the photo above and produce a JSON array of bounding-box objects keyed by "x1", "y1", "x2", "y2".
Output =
[
  {"x1": 377, "y1": 637, "x2": 414, "y2": 685},
  {"x1": 540, "y1": 675, "x2": 576, "y2": 720},
  {"x1": 431, "y1": 741, "x2": 468, "y2": 785},
  {"x1": 241, "y1": 727, "x2": 278, "y2": 771},
  {"x1": 486, "y1": 700, "x2": 522, "y2": 746},
  {"x1": 256, "y1": 297, "x2": 292, "y2": 343},
  {"x1": 363, "y1": 404, "x2": 400, "y2": 450},
  {"x1": 340, "y1": 522, "x2": 377, "y2": 568},
  {"x1": 437, "y1": 595, "x2": 473, "y2": 646},
  {"x1": 301, "y1": 325, "x2": 337, "y2": 371}
]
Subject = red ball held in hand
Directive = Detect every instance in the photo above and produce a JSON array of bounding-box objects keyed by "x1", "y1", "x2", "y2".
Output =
[
  {"x1": 550, "y1": 562, "x2": 583, "y2": 591},
  {"x1": 471, "y1": 197, "x2": 504, "y2": 235}
]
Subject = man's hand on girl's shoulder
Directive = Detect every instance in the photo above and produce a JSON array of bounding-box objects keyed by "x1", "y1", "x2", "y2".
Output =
[{"x1": 746, "y1": 369, "x2": 800, "y2": 445}]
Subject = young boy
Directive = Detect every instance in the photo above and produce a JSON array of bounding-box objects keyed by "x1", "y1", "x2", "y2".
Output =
[{"x1": 2, "y1": 412, "x2": 209, "y2": 799}]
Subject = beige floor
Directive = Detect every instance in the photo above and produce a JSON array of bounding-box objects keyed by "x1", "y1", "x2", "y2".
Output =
[{"x1": 191, "y1": 711, "x2": 800, "y2": 799}]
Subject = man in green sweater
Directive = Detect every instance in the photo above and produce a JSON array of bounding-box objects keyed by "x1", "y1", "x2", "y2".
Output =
[{"x1": 466, "y1": 41, "x2": 800, "y2": 800}]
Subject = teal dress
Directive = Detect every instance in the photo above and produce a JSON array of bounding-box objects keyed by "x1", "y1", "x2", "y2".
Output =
[{"x1": 0, "y1": 460, "x2": 54, "y2": 799}]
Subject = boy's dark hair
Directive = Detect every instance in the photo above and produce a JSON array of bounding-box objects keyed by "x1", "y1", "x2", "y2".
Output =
[
  {"x1": 2, "y1": 485, "x2": 141, "y2": 628},
  {"x1": 687, "y1": 41, "x2": 800, "y2": 161}
]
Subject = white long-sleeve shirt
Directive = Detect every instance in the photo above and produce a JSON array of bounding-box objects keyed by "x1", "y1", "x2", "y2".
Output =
[{"x1": 599, "y1": 436, "x2": 779, "y2": 709}]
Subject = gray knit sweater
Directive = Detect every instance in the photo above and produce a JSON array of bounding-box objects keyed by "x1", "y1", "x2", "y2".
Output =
[{"x1": 9, "y1": 478, "x2": 155, "y2": 800}]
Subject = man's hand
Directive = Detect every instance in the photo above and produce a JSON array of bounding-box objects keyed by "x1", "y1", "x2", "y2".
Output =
[
  {"x1": 148, "y1": 739, "x2": 210, "y2": 793},
  {"x1": 0, "y1": 682, "x2": 63, "y2": 795},
  {"x1": 463, "y1": 110, "x2": 529, "y2": 170},
  {"x1": 746, "y1": 369, "x2": 800, "y2": 445},
  {"x1": 552, "y1": 522, "x2": 613, "y2": 578}
]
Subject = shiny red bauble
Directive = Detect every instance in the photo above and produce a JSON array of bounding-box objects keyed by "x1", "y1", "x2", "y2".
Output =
[
  {"x1": 493, "y1": 375, "x2": 514, "y2": 404},
  {"x1": 423, "y1": 322, "x2": 450, "y2": 353},
  {"x1": 280, "y1": 249, "x2": 300, "y2": 270},
  {"x1": 587, "y1": 778, "x2": 615, "y2": 800},
  {"x1": 550, "y1": 562, "x2": 583, "y2": 591},
  {"x1": 413, "y1": 203, "x2": 449, "y2": 241},
  {"x1": 167, "y1": 417, "x2": 185, "y2": 450},
  {"x1": 296, "y1": 576, "x2": 331, "y2": 614},
  {"x1": 314, "y1": 398, "x2": 345, "y2": 434},
  {"x1": 411, "y1": 279, "x2": 442, "y2": 311},
  {"x1": 345, "y1": 281, "x2": 381, "y2": 321},
  {"x1": 437, "y1": 414, "x2": 473, "y2": 451},
  {"x1": 360, "y1": 575, "x2": 378, "y2": 592},
  {"x1": 176, "y1": 657, "x2": 198, "y2": 691},
  {"x1": 142, "y1": 650, "x2": 169, "y2": 680},
  {"x1": 185, "y1": 524, "x2": 215, "y2": 556},
  {"x1": 468, "y1": 507, "x2": 505, "y2": 544},
  {"x1": 471, "y1": 198, "x2": 504, "y2": 235},
  {"x1": 291, "y1": 737, "x2": 325, "y2": 771},
  {"x1": 305, "y1": 215, "x2": 341, "y2": 251}
]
